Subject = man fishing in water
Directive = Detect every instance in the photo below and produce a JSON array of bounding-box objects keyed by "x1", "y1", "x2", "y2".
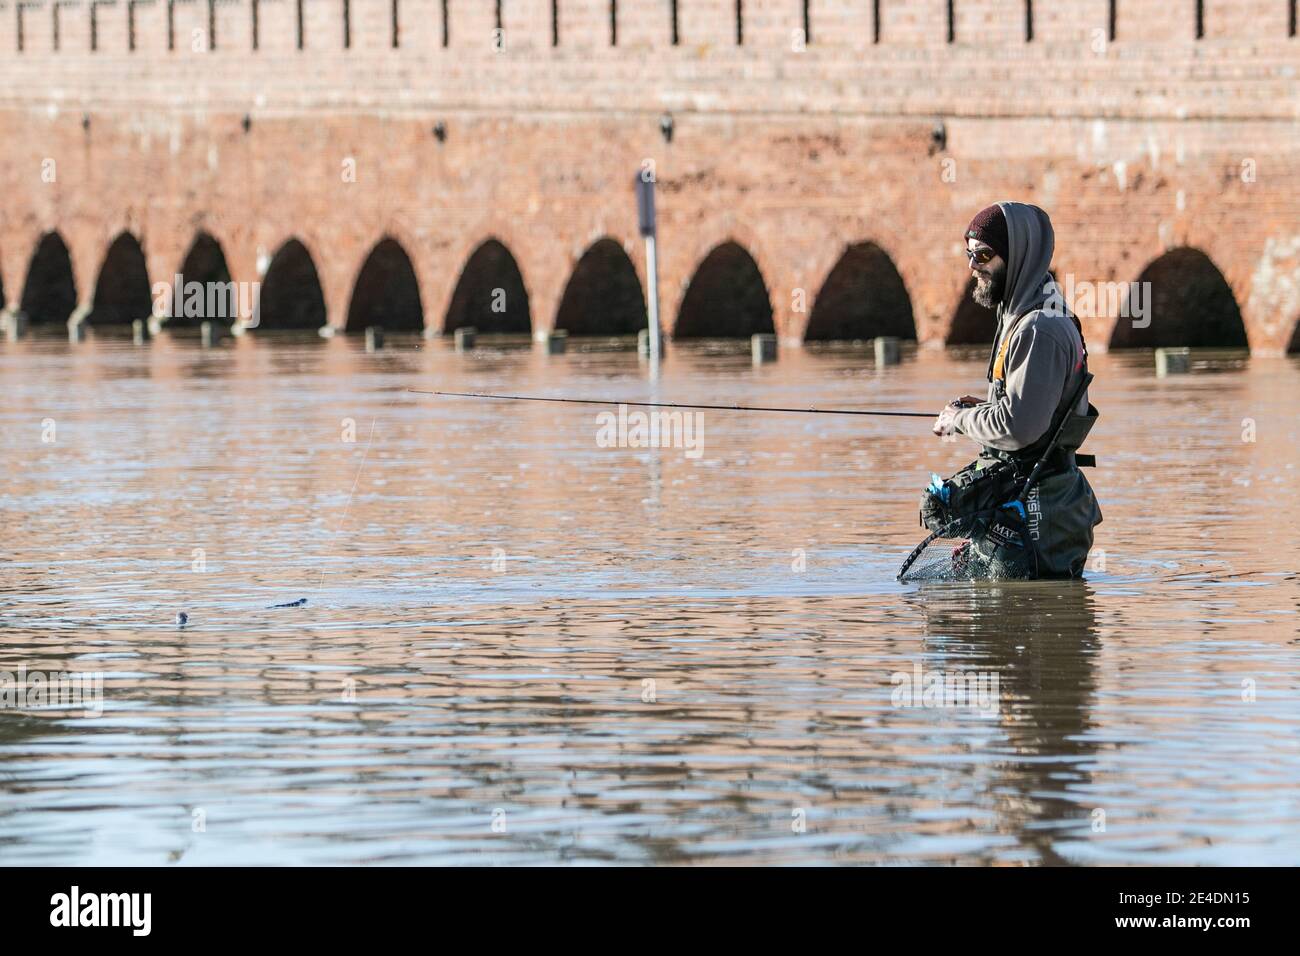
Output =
[{"x1": 916, "y1": 202, "x2": 1102, "y2": 580}]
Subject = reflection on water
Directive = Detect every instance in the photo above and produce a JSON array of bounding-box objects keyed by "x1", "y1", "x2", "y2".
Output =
[{"x1": 0, "y1": 330, "x2": 1297, "y2": 864}]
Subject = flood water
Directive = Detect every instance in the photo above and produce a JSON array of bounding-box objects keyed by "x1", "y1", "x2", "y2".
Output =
[{"x1": 1, "y1": 329, "x2": 1296, "y2": 865}]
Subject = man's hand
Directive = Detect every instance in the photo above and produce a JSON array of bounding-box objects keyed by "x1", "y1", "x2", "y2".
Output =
[
  {"x1": 934, "y1": 396, "x2": 982, "y2": 439},
  {"x1": 933, "y1": 403, "x2": 961, "y2": 438}
]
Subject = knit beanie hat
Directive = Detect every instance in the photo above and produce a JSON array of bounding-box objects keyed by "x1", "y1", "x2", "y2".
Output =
[{"x1": 965, "y1": 204, "x2": 1009, "y2": 261}]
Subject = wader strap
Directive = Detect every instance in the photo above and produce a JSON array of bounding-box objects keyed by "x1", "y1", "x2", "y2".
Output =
[
  {"x1": 984, "y1": 311, "x2": 1002, "y2": 383},
  {"x1": 990, "y1": 298, "x2": 1088, "y2": 384},
  {"x1": 1016, "y1": 372, "x2": 1094, "y2": 501},
  {"x1": 992, "y1": 321, "x2": 1017, "y2": 381}
]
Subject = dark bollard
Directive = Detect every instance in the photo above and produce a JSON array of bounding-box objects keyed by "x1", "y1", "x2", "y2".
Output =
[
  {"x1": 751, "y1": 333, "x2": 777, "y2": 365},
  {"x1": 454, "y1": 327, "x2": 477, "y2": 352},
  {"x1": 1, "y1": 310, "x2": 28, "y2": 341},
  {"x1": 1155, "y1": 347, "x2": 1191, "y2": 376},
  {"x1": 365, "y1": 326, "x2": 384, "y2": 352},
  {"x1": 638, "y1": 328, "x2": 663, "y2": 359},
  {"x1": 200, "y1": 321, "x2": 222, "y2": 347},
  {"x1": 537, "y1": 330, "x2": 567, "y2": 354},
  {"x1": 874, "y1": 336, "x2": 901, "y2": 367},
  {"x1": 132, "y1": 319, "x2": 149, "y2": 345},
  {"x1": 67, "y1": 305, "x2": 90, "y2": 342}
]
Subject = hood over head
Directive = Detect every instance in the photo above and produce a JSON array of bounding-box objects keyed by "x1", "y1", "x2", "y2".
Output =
[{"x1": 994, "y1": 201, "x2": 1056, "y2": 321}]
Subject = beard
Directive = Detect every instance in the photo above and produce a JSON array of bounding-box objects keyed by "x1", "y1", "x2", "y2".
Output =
[{"x1": 972, "y1": 262, "x2": 1007, "y2": 309}]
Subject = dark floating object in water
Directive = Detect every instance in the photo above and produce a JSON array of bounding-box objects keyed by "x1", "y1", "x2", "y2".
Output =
[
  {"x1": 268, "y1": 598, "x2": 308, "y2": 609},
  {"x1": 176, "y1": 612, "x2": 189, "y2": 626}
]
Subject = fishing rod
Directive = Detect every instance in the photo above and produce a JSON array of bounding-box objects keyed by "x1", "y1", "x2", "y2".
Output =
[{"x1": 407, "y1": 389, "x2": 934, "y2": 418}]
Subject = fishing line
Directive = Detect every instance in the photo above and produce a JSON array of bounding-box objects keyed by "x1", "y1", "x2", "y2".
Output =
[
  {"x1": 246, "y1": 387, "x2": 935, "y2": 616},
  {"x1": 408, "y1": 389, "x2": 934, "y2": 418}
]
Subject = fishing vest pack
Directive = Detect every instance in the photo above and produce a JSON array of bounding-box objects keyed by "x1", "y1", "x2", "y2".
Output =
[
  {"x1": 908, "y1": 461, "x2": 1043, "y2": 581},
  {"x1": 920, "y1": 458, "x2": 1029, "y2": 533}
]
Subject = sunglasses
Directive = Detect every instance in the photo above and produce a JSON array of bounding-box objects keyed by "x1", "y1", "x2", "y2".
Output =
[{"x1": 965, "y1": 247, "x2": 996, "y2": 265}]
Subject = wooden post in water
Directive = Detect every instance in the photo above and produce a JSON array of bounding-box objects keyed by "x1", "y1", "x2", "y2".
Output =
[
  {"x1": 365, "y1": 326, "x2": 384, "y2": 352},
  {"x1": 752, "y1": 333, "x2": 778, "y2": 365},
  {"x1": 454, "y1": 327, "x2": 477, "y2": 351}
]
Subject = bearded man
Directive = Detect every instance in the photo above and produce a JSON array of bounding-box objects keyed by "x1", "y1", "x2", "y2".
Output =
[{"x1": 922, "y1": 202, "x2": 1102, "y2": 579}]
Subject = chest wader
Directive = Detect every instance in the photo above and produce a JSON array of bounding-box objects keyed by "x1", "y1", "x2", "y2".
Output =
[{"x1": 898, "y1": 370, "x2": 1098, "y2": 583}]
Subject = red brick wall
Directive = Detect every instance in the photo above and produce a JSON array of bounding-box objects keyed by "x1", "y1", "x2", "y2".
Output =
[{"x1": 1, "y1": 0, "x2": 1297, "y2": 350}]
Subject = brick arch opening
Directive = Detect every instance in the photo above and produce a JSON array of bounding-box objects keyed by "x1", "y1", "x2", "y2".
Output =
[
  {"x1": 947, "y1": 277, "x2": 996, "y2": 345},
  {"x1": 1109, "y1": 247, "x2": 1247, "y2": 349},
  {"x1": 554, "y1": 238, "x2": 646, "y2": 336},
  {"x1": 255, "y1": 238, "x2": 327, "y2": 331},
  {"x1": 20, "y1": 232, "x2": 77, "y2": 325},
  {"x1": 444, "y1": 238, "x2": 531, "y2": 335},
  {"x1": 169, "y1": 232, "x2": 235, "y2": 325},
  {"x1": 87, "y1": 232, "x2": 152, "y2": 325},
  {"x1": 806, "y1": 242, "x2": 915, "y2": 342},
  {"x1": 346, "y1": 238, "x2": 423, "y2": 333},
  {"x1": 674, "y1": 241, "x2": 773, "y2": 339}
]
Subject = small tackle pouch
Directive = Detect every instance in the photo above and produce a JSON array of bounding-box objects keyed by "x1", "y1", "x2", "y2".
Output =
[{"x1": 919, "y1": 458, "x2": 1023, "y2": 533}]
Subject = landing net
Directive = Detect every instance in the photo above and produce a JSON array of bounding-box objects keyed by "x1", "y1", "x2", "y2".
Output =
[{"x1": 897, "y1": 510, "x2": 1038, "y2": 583}]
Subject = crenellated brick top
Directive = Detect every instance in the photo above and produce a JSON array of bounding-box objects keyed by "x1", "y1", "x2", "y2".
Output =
[{"x1": 0, "y1": 0, "x2": 1296, "y2": 119}]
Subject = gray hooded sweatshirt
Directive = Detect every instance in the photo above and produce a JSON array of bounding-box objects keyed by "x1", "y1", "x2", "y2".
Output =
[
  {"x1": 950, "y1": 201, "x2": 1102, "y2": 578},
  {"x1": 952, "y1": 202, "x2": 1089, "y2": 450}
]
